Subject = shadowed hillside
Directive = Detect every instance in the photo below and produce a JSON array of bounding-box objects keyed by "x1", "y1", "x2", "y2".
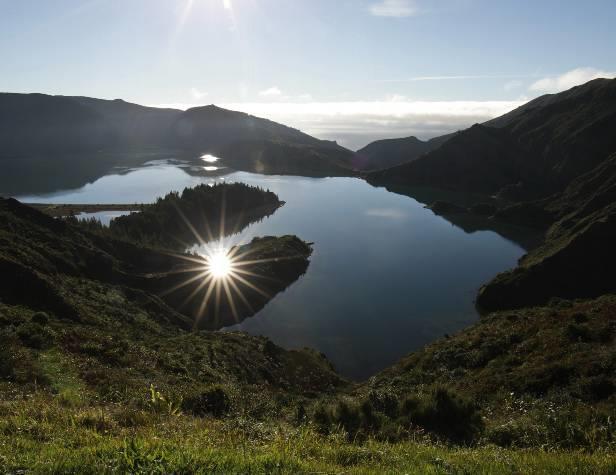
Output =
[
  {"x1": 356, "y1": 134, "x2": 453, "y2": 171},
  {"x1": 367, "y1": 79, "x2": 616, "y2": 200},
  {"x1": 478, "y1": 153, "x2": 616, "y2": 311},
  {"x1": 364, "y1": 79, "x2": 616, "y2": 317},
  {"x1": 0, "y1": 94, "x2": 357, "y2": 177}
]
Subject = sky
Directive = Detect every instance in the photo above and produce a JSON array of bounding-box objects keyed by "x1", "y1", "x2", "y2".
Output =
[{"x1": 1, "y1": 0, "x2": 615, "y2": 149}]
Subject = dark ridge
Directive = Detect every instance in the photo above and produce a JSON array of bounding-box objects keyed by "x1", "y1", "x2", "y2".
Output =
[
  {"x1": 367, "y1": 78, "x2": 616, "y2": 199},
  {"x1": 0, "y1": 93, "x2": 357, "y2": 177},
  {"x1": 355, "y1": 135, "x2": 450, "y2": 171}
]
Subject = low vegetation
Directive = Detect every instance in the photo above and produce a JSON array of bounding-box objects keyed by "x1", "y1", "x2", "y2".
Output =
[
  {"x1": 1, "y1": 186, "x2": 615, "y2": 472},
  {"x1": 80, "y1": 182, "x2": 282, "y2": 249}
]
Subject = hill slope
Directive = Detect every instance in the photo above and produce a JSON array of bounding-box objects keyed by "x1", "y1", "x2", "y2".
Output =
[
  {"x1": 0, "y1": 93, "x2": 356, "y2": 176},
  {"x1": 1, "y1": 189, "x2": 615, "y2": 471},
  {"x1": 367, "y1": 78, "x2": 616, "y2": 199},
  {"x1": 478, "y1": 153, "x2": 616, "y2": 311},
  {"x1": 356, "y1": 134, "x2": 452, "y2": 170},
  {"x1": 0, "y1": 94, "x2": 179, "y2": 154}
]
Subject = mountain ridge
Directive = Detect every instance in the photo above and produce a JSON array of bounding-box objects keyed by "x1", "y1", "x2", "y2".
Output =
[
  {"x1": 356, "y1": 134, "x2": 452, "y2": 170},
  {"x1": 366, "y1": 78, "x2": 616, "y2": 199},
  {"x1": 0, "y1": 93, "x2": 357, "y2": 177}
]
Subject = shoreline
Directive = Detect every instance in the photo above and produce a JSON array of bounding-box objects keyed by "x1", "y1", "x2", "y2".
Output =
[{"x1": 24, "y1": 202, "x2": 144, "y2": 217}]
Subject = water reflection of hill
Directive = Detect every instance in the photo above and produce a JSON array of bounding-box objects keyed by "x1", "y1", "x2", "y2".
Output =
[
  {"x1": 0, "y1": 153, "x2": 158, "y2": 196},
  {"x1": 0, "y1": 153, "x2": 237, "y2": 198},
  {"x1": 383, "y1": 185, "x2": 543, "y2": 251}
]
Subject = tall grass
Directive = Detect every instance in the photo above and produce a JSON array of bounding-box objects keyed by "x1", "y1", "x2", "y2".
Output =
[{"x1": 0, "y1": 396, "x2": 614, "y2": 474}]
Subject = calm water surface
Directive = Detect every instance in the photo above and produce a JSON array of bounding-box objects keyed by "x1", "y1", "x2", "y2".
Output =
[{"x1": 14, "y1": 158, "x2": 526, "y2": 379}]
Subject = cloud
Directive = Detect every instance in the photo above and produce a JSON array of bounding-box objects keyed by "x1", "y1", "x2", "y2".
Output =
[
  {"x1": 190, "y1": 88, "x2": 208, "y2": 100},
  {"x1": 529, "y1": 67, "x2": 616, "y2": 93},
  {"x1": 217, "y1": 99, "x2": 525, "y2": 149},
  {"x1": 378, "y1": 74, "x2": 541, "y2": 83},
  {"x1": 259, "y1": 86, "x2": 283, "y2": 97},
  {"x1": 153, "y1": 99, "x2": 524, "y2": 150},
  {"x1": 369, "y1": 0, "x2": 417, "y2": 17}
]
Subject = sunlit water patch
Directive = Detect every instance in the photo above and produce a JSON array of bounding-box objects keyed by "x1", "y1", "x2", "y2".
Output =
[
  {"x1": 76, "y1": 210, "x2": 136, "y2": 226},
  {"x1": 201, "y1": 154, "x2": 220, "y2": 163}
]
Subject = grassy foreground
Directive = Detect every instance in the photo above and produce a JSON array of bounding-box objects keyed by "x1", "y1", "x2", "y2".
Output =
[{"x1": 0, "y1": 397, "x2": 614, "y2": 474}]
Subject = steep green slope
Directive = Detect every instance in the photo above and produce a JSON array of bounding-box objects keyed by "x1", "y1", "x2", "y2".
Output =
[
  {"x1": 478, "y1": 153, "x2": 616, "y2": 311},
  {"x1": 367, "y1": 78, "x2": 616, "y2": 199},
  {"x1": 358, "y1": 295, "x2": 615, "y2": 449}
]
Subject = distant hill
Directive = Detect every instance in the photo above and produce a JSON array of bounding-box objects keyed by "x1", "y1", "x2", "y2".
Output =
[
  {"x1": 355, "y1": 134, "x2": 452, "y2": 170},
  {"x1": 367, "y1": 78, "x2": 616, "y2": 199},
  {"x1": 0, "y1": 94, "x2": 179, "y2": 154},
  {"x1": 168, "y1": 104, "x2": 356, "y2": 176},
  {"x1": 0, "y1": 93, "x2": 356, "y2": 177},
  {"x1": 171, "y1": 104, "x2": 325, "y2": 150}
]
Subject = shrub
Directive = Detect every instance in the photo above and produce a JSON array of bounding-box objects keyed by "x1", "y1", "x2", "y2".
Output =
[
  {"x1": 182, "y1": 386, "x2": 231, "y2": 418},
  {"x1": 0, "y1": 331, "x2": 16, "y2": 379},
  {"x1": 573, "y1": 313, "x2": 588, "y2": 324},
  {"x1": 523, "y1": 364, "x2": 575, "y2": 395},
  {"x1": 402, "y1": 388, "x2": 483, "y2": 443},
  {"x1": 312, "y1": 399, "x2": 385, "y2": 441},
  {"x1": 334, "y1": 400, "x2": 363, "y2": 437},
  {"x1": 565, "y1": 323, "x2": 592, "y2": 342},
  {"x1": 367, "y1": 389, "x2": 399, "y2": 418},
  {"x1": 313, "y1": 388, "x2": 483, "y2": 443},
  {"x1": 295, "y1": 403, "x2": 307, "y2": 425},
  {"x1": 583, "y1": 376, "x2": 615, "y2": 401},
  {"x1": 16, "y1": 322, "x2": 54, "y2": 349},
  {"x1": 486, "y1": 422, "x2": 525, "y2": 447},
  {"x1": 313, "y1": 403, "x2": 332, "y2": 434},
  {"x1": 31, "y1": 312, "x2": 50, "y2": 325}
]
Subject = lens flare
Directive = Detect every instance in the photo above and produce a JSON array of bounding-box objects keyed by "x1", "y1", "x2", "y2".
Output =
[
  {"x1": 207, "y1": 248, "x2": 233, "y2": 278},
  {"x1": 158, "y1": 201, "x2": 288, "y2": 330}
]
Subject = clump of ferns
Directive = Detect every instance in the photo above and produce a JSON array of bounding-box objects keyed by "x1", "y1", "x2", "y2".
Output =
[{"x1": 146, "y1": 384, "x2": 183, "y2": 417}]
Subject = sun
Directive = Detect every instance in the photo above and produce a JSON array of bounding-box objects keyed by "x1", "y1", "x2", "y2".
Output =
[{"x1": 207, "y1": 248, "x2": 233, "y2": 278}]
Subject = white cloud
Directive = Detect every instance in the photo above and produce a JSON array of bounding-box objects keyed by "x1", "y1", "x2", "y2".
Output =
[
  {"x1": 154, "y1": 99, "x2": 524, "y2": 150},
  {"x1": 190, "y1": 88, "x2": 208, "y2": 100},
  {"x1": 378, "y1": 74, "x2": 541, "y2": 83},
  {"x1": 259, "y1": 86, "x2": 283, "y2": 97},
  {"x1": 369, "y1": 0, "x2": 417, "y2": 17},
  {"x1": 529, "y1": 67, "x2": 616, "y2": 93},
  {"x1": 217, "y1": 99, "x2": 524, "y2": 149}
]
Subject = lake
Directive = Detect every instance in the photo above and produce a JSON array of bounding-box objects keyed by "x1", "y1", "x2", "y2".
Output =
[{"x1": 10, "y1": 156, "x2": 530, "y2": 380}]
